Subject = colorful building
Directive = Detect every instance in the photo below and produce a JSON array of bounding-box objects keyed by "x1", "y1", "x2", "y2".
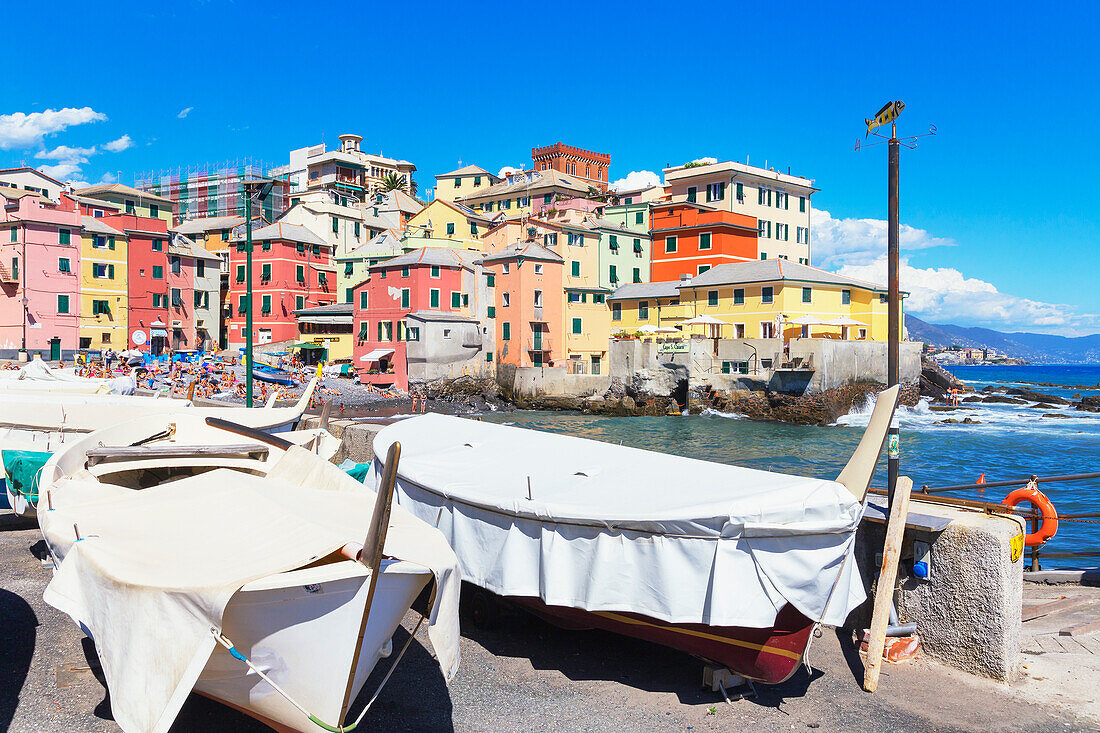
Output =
[
  {"x1": 589, "y1": 216, "x2": 652, "y2": 290},
  {"x1": 227, "y1": 222, "x2": 335, "y2": 349},
  {"x1": 0, "y1": 186, "x2": 82, "y2": 358},
  {"x1": 78, "y1": 216, "x2": 128, "y2": 351},
  {"x1": 433, "y1": 165, "x2": 499, "y2": 203},
  {"x1": 609, "y1": 260, "x2": 895, "y2": 341},
  {"x1": 98, "y1": 211, "x2": 172, "y2": 354},
  {"x1": 479, "y1": 241, "x2": 564, "y2": 368},
  {"x1": 336, "y1": 230, "x2": 403, "y2": 304},
  {"x1": 649, "y1": 202, "x2": 759, "y2": 282},
  {"x1": 278, "y1": 192, "x2": 393, "y2": 260},
  {"x1": 135, "y1": 163, "x2": 289, "y2": 225},
  {"x1": 352, "y1": 248, "x2": 484, "y2": 390},
  {"x1": 531, "y1": 143, "x2": 610, "y2": 191},
  {"x1": 293, "y1": 302, "x2": 354, "y2": 363},
  {"x1": 73, "y1": 183, "x2": 174, "y2": 225},
  {"x1": 0, "y1": 167, "x2": 67, "y2": 201},
  {"x1": 458, "y1": 169, "x2": 590, "y2": 218},
  {"x1": 404, "y1": 199, "x2": 491, "y2": 250},
  {"x1": 183, "y1": 236, "x2": 221, "y2": 350},
  {"x1": 661, "y1": 159, "x2": 817, "y2": 264},
  {"x1": 272, "y1": 134, "x2": 417, "y2": 202}
]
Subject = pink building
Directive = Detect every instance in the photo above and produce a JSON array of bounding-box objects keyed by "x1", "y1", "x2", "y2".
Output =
[
  {"x1": 479, "y1": 240, "x2": 564, "y2": 367},
  {"x1": 0, "y1": 187, "x2": 82, "y2": 359}
]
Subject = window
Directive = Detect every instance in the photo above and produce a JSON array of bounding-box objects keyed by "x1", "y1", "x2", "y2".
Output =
[
  {"x1": 502, "y1": 292, "x2": 510, "y2": 307},
  {"x1": 762, "y1": 286, "x2": 774, "y2": 304},
  {"x1": 297, "y1": 243, "x2": 306, "y2": 253},
  {"x1": 533, "y1": 289, "x2": 543, "y2": 307},
  {"x1": 609, "y1": 265, "x2": 618, "y2": 284},
  {"x1": 571, "y1": 261, "x2": 580, "y2": 277},
  {"x1": 93, "y1": 263, "x2": 106, "y2": 278},
  {"x1": 196, "y1": 260, "x2": 205, "y2": 277},
  {"x1": 194, "y1": 291, "x2": 206, "y2": 308},
  {"x1": 236, "y1": 265, "x2": 245, "y2": 282},
  {"x1": 332, "y1": 216, "x2": 339, "y2": 233},
  {"x1": 665, "y1": 235, "x2": 677, "y2": 253},
  {"x1": 125, "y1": 200, "x2": 135, "y2": 214},
  {"x1": 859, "y1": 328, "x2": 868, "y2": 339},
  {"x1": 776, "y1": 223, "x2": 789, "y2": 241},
  {"x1": 312, "y1": 244, "x2": 321, "y2": 256},
  {"x1": 699, "y1": 232, "x2": 712, "y2": 250},
  {"x1": 149, "y1": 204, "x2": 159, "y2": 219},
  {"x1": 155, "y1": 293, "x2": 167, "y2": 308},
  {"x1": 170, "y1": 256, "x2": 181, "y2": 275},
  {"x1": 451, "y1": 291, "x2": 461, "y2": 308},
  {"x1": 633, "y1": 268, "x2": 641, "y2": 283},
  {"x1": 10, "y1": 228, "x2": 16, "y2": 243},
  {"x1": 638, "y1": 301, "x2": 649, "y2": 319},
  {"x1": 797, "y1": 226, "x2": 809, "y2": 244},
  {"x1": 296, "y1": 265, "x2": 305, "y2": 283},
  {"x1": 842, "y1": 289, "x2": 851, "y2": 305},
  {"x1": 568, "y1": 292, "x2": 582, "y2": 303},
  {"x1": 757, "y1": 188, "x2": 771, "y2": 206},
  {"x1": 534, "y1": 263, "x2": 543, "y2": 275},
  {"x1": 296, "y1": 296, "x2": 305, "y2": 310},
  {"x1": 543, "y1": 233, "x2": 558, "y2": 247},
  {"x1": 58, "y1": 257, "x2": 70, "y2": 273},
  {"x1": 446, "y1": 222, "x2": 455, "y2": 236},
  {"x1": 487, "y1": 306, "x2": 496, "y2": 318},
  {"x1": 92, "y1": 299, "x2": 110, "y2": 315},
  {"x1": 880, "y1": 293, "x2": 888, "y2": 304},
  {"x1": 152, "y1": 240, "x2": 163, "y2": 252},
  {"x1": 593, "y1": 293, "x2": 605, "y2": 304},
  {"x1": 379, "y1": 269, "x2": 386, "y2": 279},
  {"x1": 686, "y1": 186, "x2": 697, "y2": 203},
  {"x1": 736, "y1": 182, "x2": 744, "y2": 202},
  {"x1": 502, "y1": 322, "x2": 511, "y2": 340},
  {"x1": 360, "y1": 290, "x2": 369, "y2": 309},
  {"x1": 474, "y1": 176, "x2": 481, "y2": 186},
  {"x1": 357, "y1": 322, "x2": 369, "y2": 340},
  {"x1": 572, "y1": 317, "x2": 582, "y2": 335},
  {"x1": 707, "y1": 290, "x2": 719, "y2": 307},
  {"x1": 799, "y1": 196, "x2": 806, "y2": 212},
  {"x1": 400, "y1": 266, "x2": 410, "y2": 278},
  {"x1": 635, "y1": 211, "x2": 644, "y2": 225},
  {"x1": 262, "y1": 241, "x2": 271, "y2": 251},
  {"x1": 407, "y1": 326, "x2": 420, "y2": 341},
  {"x1": 401, "y1": 289, "x2": 410, "y2": 308},
  {"x1": 609, "y1": 234, "x2": 618, "y2": 252},
  {"x1": 261, "y1": 294, "x2": 271, "y2": 314},
  {"x1": 221, "y1": 230, "x2": 230, "y2": 242},
  {"x1": 802, "y1": 287, "x2": 812, "y2": 303},
  {"x1": 486, "y1": 351, "x2": 493, "y2": 363},
  {"x1": 152, "y1": 265, "x2": 164, "y2": 279},
  {"x1": 758, "y1": 220, "x2": 771, "y2": 238},
  {"x1": 611, "y1": 302, "x2": 622, "y2": 321},
  {"x1": 430, "y1": 289, "x2": 440, "y2": 308},
  {"x1": 776, "y1": 191, "x2": 787, "y2": 209},
  {"x1": 734, "y1": 288, "x2": 745, "y2": 305},
  {"x1": 59, "y1": 229, "x2": 70, "y2": 245},
  {"x1": 318, "y1": 272, "x2": 327, "y2": 286},
  {"x1": 760, "y1": 252, "x2": 767, "y2": 260},
  {"x1": 698, "y1": 265, "x2": 711, "y2": 274},
  {"x1": 633, "y1": 238, "x2": 642, "y2": 254},
  {"x1": 486, "y1": 273, "x2": 495, "y2": 287},
  {"x1": 706, "y1": 182, "x2": 725, "y2": 202},
  {"x1": 543, "y1": 194, "x2": 552, "y2": 204}
]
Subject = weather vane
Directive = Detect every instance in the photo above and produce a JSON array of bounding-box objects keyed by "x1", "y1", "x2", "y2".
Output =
[{"x1": 855, "y1": 100, "x2": 936, "y2": 151}]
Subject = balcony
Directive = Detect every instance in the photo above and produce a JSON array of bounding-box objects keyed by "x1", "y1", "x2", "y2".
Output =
[
  {"x1": 0, "y1": 262, "x2": 17, "y2": 284},
  {"x1": 527, "y1": 336, "x2": 552, "y2": 352}
]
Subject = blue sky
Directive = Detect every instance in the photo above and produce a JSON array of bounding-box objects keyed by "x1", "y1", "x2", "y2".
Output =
[{"x1": 2, "y1": 1, "x2": 1097, "y2": 335}]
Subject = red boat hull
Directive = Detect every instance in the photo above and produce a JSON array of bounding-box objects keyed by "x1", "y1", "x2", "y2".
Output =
[{"x1": 511, "y1": 597, "x2": 814, "y2": 684}]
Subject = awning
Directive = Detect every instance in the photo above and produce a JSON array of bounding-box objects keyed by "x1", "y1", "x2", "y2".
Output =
[
  {"x1": 359, "y1": 348, "x2": 395, "y2": 362},
  {"x1": 151, "y1": 329, "x2": 168, "y2": 337},
  {"x1": 289, "y1": 342, "x2": 325, "y2": 350}
]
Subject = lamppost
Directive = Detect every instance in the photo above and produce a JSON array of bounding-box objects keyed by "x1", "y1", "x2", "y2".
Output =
[{"x1": 242, "y1": 179, "x2": 274, "y2": 408}]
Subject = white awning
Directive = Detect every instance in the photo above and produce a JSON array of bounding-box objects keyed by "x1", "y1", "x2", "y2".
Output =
[{"x1": 359, "y1": 348, "x2": 395, "y2": 362}]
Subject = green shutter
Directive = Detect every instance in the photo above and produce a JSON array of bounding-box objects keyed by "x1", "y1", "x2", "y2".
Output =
[
  {"x1": 59, "y1": 229, "x2": 70, "y2": 245},
  {"x1": 451, "y1": 292, "x2": 461, "y2": 308},
  {"x1": 153, "y1": 265, "x2": 163, "y2": 279},
  {"x1": 571, "y1": 261, "x2": 580, "y2": 276},
  {"x1": 262, "y1": 294, "x2": 271, "y2": 313},
  {"x1": 401, "y1": 290, "x2": 410, "y2": 308},
  {"x1": 108, "y1": 264, "x2": 114, "y2": 279},
  {"x1": 609, "y1": 265, "x2": 617, "y2": 283},
  {"x1": 58, "y1": 294, "x2": 69, "y2": 313},
  {"x1": 430, "y1": 290, "x2": 440, "y2": 308},
  {"x1": 262, "y1": 264, "x2": 271, "y2": 280},
  {"x1": 236, "y1": 265, "x2": 245, "y2": 282},
  {"x1": 502, "y1": 322, "x2": 510, "y2": 340},
  {"x1": 354, "y1": 222, "x2": 360, "y2": 237},
  {"x1": 332, "y1": 217, "x2": 339, "y2": 233},
  {"x1": 572, "y1": 318, "x2": 582, "y2": 335},
  {"x1": 360, "y1": 290, "x2": 368, "y2": 309},
  {"x1": 487, "y1": 306, "x2": 495, "y2": 318},
  {"x1": 346, "y1": 287, "x2": 354, "y2": 303},
  {"x1": 486, "y1": 273, "x2": 495, "y2": 287},
  {"x1": 297, "y1": 265, "x2": 305, "y2": 282}
]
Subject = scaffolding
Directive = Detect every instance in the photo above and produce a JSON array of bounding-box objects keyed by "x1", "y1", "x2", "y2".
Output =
[{"x1": 134, "y1": 158, "x2": 291, "y2": 224}]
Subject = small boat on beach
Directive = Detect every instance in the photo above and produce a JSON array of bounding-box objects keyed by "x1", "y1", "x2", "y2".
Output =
[
  {"x1": 361, "y1": 386, "x2": 901, "y2": 685},
  {"x1": 252, "y1": 363, "x2": 299, "y2": 386},
  {"x1": 2, "y1": 379, "x2": 321, "y2": 516},
  {"x1": 38, "y1": 414, "x2": 461, "y2": 733}
]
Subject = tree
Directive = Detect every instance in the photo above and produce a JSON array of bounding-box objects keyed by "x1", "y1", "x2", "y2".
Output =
[{"x1": 379, "y1": 172, "x2": 419, "y2": 198}]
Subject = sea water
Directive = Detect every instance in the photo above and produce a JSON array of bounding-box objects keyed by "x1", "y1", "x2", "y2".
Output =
[{"x1": 479, "y1": 365, "x2": 1100, "y2": 567}]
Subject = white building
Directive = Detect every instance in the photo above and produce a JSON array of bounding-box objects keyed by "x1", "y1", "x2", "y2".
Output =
[
  {"x1": 662, "y1": 160, "x2": 817, "y2": 265},
  {"x1": 271, "y1": 134, "x2": 417, "y2": 203}
]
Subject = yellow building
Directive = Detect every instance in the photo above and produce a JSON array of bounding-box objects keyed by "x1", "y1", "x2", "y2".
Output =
[
  {"x1": 560, "y1": 221, "x2": 610, "y2": 374},
  {"x1": 405, "y1": 199, "x2": 491, "y2": 251},
  {"x1": 609, "y1": 260, "x2": 897, "y2": 341},
  {"x1": 293, "y1": 302, "x2": 354, "y2": 363},
  {"x1": 78, "y1": 216, "x2": 129, "y2": 350},
  {"x1": 71, "y1": 183, "x2": 174, "y2": 224},
  {"x1": 433, "y1": 165, "x2": 499, "y2": 203}
]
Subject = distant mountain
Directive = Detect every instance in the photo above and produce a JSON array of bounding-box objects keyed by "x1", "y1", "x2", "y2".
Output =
[{"x1": 905, "y1": 315, "x2": 1100, "y2": 364}]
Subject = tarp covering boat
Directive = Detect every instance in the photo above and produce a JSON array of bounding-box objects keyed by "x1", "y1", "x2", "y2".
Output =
[
  {"x1": 2, "y1": 449, "x2": 50, "y2": 506},
  {"x1": 41, "y1": 447, "x2": 460, "y2": 733},
  {"x1": 369, "y1": 414, "x2": 867, "y2": 630}
]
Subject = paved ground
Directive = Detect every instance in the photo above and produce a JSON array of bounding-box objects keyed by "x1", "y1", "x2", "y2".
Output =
[{"x1": 2, "y1": 514, "x2": 1097, "y2": 733}]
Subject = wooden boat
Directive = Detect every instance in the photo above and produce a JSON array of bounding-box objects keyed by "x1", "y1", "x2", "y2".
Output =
[
  {"x1": 253, "y1": 363, "x2": 299, "y2": 386},
  {"x1": 3, "y1": 379, "x2": 322, "y2": 517},
  {"x1": 38, "y1": 414, "x2": 460, "y2": 733},
  {"x1": 0, "y1": 356, "x2": 115, "y2": 394},
  {"x1": 363, "y1": 386, "x2": 901, "y2": 685}
]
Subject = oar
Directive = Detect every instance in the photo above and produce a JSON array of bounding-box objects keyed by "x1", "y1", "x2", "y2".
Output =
[
  {"x1": 863, "y1": 474, "x2": 913, "y2": 692},
  {"x1": 338, "y1": 440, "x2": 401, "y2": 723},
  {"x1": 204, "y1": 417, "x2": 294, "y2": 451}
]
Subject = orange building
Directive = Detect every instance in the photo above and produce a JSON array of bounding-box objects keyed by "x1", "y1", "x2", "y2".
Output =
[
  {"x1": 531, "y1": 143, "x2": 610, "y2": 191},
  {"x1": 649, "y1": 202, "x2": 759, "y2": 282},
  {"x1": 479, "y1": 241, "x2": 564, "y2": 367}
]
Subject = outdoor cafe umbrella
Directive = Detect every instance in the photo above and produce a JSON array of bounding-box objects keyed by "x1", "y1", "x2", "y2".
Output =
[{"x1": 681, "y1": 314, "x2": 728, "y2": 338}]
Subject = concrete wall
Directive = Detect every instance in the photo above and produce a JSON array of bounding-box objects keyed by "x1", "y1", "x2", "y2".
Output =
[
  {"x1": 408, "y1": 317, "x2": 494, "y2": 383},
  {"x1": 788, "y1": 338, "x2": 921, "y2": 392},
  {"x1": 497, "y1": 363, "x2": 610, "y2": 399}
]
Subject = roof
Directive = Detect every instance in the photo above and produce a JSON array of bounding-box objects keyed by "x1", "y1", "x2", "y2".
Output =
[
  {"x1": 373, "y1": 247, "x2": 481, "y2": 271},
  {"x1": 0, "y1": 167, "x2": 65, "y2": 186},
  {"x1": 75, "y1": 183, "x2": 174, "y2": 205},
  {"x1": 292, "y1": 302, "x2": 354, "y2": 317},
  {"x1": 68, "y1": 193, "x2": 123, "y2": 211},
  {"x1": 458, "y1": 169, "x2": 591, "y2": 202},
  {"x1": 174, "y1": 234, "x2": 221, "y2": 261},
  {"x1": 662, "y1": 159, "x2": 817, "y2": 192},
  {"x1": 81, "y1": 216, "x2": 124, "y2": 236},
  {"x1": 478, "y1": 241, "x2": 564, "y2": 264},
  {"x1": 436, "y1": 164, "x2": 494, "y2": 179},
  {"x1": 337, "y1": 229, "x2": 404, "y2": 261},
  {"x1": 681, "y1": 259, "x2": 887, "y2": 292},
  {"x1": 608, "y1": 281, "x2": 684, "y2": 300},
  {"x1": 172, "y1": 215, "x2": 245, "y2": 235},
  {"x1": 0, "y1": 186, "x2": 44, "y2": 202},
  {"x1": 406, "y1": 310, "x2": 479, "y2": 324},
  {"x1": 589, "y1": 217, "x2": 649, "y2": 238},
  {"x1": 233, "y1": 221, "x2": 326, "y2": 246},
  {"x1": 387, "y1": 189, "x2": 423, "y2": 215}
]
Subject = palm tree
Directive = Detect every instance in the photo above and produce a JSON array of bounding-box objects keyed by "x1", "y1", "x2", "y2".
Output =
[{"x1": 380, "y1": 172, "x2": 407, "y2": 193}]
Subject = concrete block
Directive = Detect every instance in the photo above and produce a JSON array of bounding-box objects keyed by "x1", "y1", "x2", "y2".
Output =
[
  {"x1": 855, "y1": 502, "x2": 1026, "y2": 681},
  {"x1": 299, "y1": 417, "x2": 382, "y2": 465}
]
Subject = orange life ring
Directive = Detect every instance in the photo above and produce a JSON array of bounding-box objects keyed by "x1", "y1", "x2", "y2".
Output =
[{"x1": 1002, "y1": 487, "x2": 1058, "y2": 547}]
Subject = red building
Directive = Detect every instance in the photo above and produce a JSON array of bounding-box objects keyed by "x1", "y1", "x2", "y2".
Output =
[
  {"x1": 649, "y1": 202, "x2": 759, "y2": 282},
  {"x1": 227, "y1": 222, "x2": 335, "y2": 349},
  {"x1": 101, "y1": 212, "x2": 172, "y2": 353},
  {"x1": 353, "y1": 247, "x2": 480, "y2": 390},
  {"x1": 531, "y1": 143, "x2": 610, "y2": 191}
]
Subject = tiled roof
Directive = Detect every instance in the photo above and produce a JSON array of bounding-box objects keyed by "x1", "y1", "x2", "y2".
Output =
[
  {"x1": 233, "y1": 221, "x2": 327, "y2": 246},
  {"x1": 681, "y1": 259, "x2": 887, "y2": 291},
  {"x1": 372, "y1": 247, "x2": 482, "y2": 271},
  {"x1": 75, "y1": 183, "x2": 173, "y2": 205},
  {"x1": 81, "y1": 216, "x2": 124, "y2": 236},
  {"x1": 436, "y1": 164, "x2": 494, "y2": 178},
  {"x1": 609, "y1": 281, "x2": 684, "y2": 300},
  {"x1": 477, "y1": 241, "x2": 564, "y2": 264},
  {"x1": 172, "y1": 215, "x2": 245, "y2": 234}
]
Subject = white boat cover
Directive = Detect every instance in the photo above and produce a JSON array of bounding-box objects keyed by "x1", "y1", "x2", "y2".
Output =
[
  {"x1": 370, "y1": 414, "x2": 867, "y2": 630},
  {"x1": 41, "y1": 447, "x2": 460, "y2": 733}
]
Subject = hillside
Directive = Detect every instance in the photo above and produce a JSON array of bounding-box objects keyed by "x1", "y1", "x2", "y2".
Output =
[{"x1": 905, "y1": 315, "x2": 1100, "y2": 363}]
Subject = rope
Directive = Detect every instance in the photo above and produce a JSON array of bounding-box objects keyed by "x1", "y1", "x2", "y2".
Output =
[{"x1": 210, "y1": 613, "x2": 425, "y2": 732}]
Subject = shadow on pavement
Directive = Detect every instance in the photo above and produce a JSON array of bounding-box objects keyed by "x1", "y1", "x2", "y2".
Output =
[{"x1": 0, "y1": 588, "x2": 38, "y2": 730}]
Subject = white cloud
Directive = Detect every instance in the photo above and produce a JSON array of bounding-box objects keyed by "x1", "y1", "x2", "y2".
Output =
[
  {"x1": 35, "y1": 145, "x2": 96, "y2": 162},
  {"x1": 0, "y1": 107, "x2": 107, "y2": 150},
  {"x1": 811, "y1": 208, "x2": 954, "y2": 270},
  {"x1": 497, "y1": 165, "x2": 521, "y2": 178},
  {"x1": 102, "y1": 135, "x2": 133, "y2": 153},
  {"x1": 177, "y1": 106, "x2": 194, "y2": 119},
  {"x1": 610, "y1": 170, "x2": 661, "y2": 192},
  {"x1": 38, "y1": 162, "x2": 86, "y2": 181},
  {"x1": 689, "y1": 156, "x2": 717, "y2": 166}
]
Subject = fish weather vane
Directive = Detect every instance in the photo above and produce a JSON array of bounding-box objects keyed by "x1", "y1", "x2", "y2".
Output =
[{"x1": 855, "y1": 100, "x2": 936, "y2": 509}]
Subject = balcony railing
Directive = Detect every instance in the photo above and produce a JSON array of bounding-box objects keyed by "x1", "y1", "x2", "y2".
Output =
[{"x1": 527, "y1": 336, "x2": 552, "y2": 352}]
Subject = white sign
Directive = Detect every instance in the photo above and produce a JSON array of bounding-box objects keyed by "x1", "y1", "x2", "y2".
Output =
[{"x1": 132, "y1": 330, "x2": 147, "y2": 346}]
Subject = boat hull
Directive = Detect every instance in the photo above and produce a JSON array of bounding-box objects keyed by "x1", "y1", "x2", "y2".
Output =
[
  {"x1": 195, "y1": 559, "x2": 432, "y2": 732},
  {"x1": 512, "y1": 597, "x2": 814, "y2": 685}
]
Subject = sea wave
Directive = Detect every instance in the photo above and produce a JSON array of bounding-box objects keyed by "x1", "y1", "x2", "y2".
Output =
[
  {"x1": 700, "y1": 407, "x2": 744, "y2": 420},
  {"x1": 837, "y1": 392, "x2": 1100, "y2": 434}
]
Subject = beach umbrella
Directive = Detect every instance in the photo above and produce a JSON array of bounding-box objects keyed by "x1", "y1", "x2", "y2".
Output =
[
  {"x1": 680, "y1": 315, "x2": 729, "y2": 326},
  {"x1": 823, "y1": 316, "x2": 864, "y2": 326},
  {"x1": 635, "y1": 325, "x2": 660, "y2": 334},
  {"x1": 789, "y1": 315, "x2": 827, "y2": 325},
  {"x1": 655, "y1": 327, "x2": 680, "y2": 333}
]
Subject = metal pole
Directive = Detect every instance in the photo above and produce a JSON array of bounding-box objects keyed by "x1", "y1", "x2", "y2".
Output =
[
  {"x1": 245, "y1": 192, "x2": 253, "y2": 408},
  {"x1": 887, "y1": 124, "x2": 900, "y2": 508}
]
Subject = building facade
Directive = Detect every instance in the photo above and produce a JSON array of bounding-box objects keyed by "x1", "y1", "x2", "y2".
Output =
[
  {"x1": 272, "y1": 134, "x2": 417, "y2": 202},
  {"x1": 74, "y1": 183, "x2": 174, "y2": 226},
  {"x1": 78, "y1": 216, "x2": 128, "y2": 351},
  {"x1": 433, "y1": 165, "x2": 499, "y2": 203},
  {"x1": 458, "y1": 169, "x2": 590, "y2": 218},
  {"x1": 649, "y1": 202, "x2": 759, "y2": 282},
  {"x1": 531, "y1": 143, "x2": 610, "y2": 191},
  {"x1": 662, "y1": 159, "x2": 816, "y2": 264},
  {"x1": 404, "y1": 199, "x2": 490, "y2": 250},
  {"x1": 135, "y1": 164, "x2": 288, "y2": 225},
  {"x1": 480, "y1": 241, "x2": 564, "y2": 368}
]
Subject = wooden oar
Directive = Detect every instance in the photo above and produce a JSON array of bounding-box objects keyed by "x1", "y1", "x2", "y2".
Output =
[
  {"x1": 338, "y1": 440, "x2": 401, "y2": 723},
  {"x1": 204, "y1": 416, "x2": 294, "y2": 451},
  {"x1": 863, "y1": 474, "x2": 913, "y2": 693}
]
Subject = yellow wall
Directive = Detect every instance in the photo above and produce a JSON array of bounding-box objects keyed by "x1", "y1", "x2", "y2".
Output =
[
  {"x1": 89, "y1": 192, "x2": 173, "y2": 224},
  {"x1": 434, "y1": 172, "x2": 495, "y2": 203},
  {"x1": 406, "y1": 200, "x2": 487, "y2": 249},
  {"x1": 79, "y1": 231, "x2": 129, "y2": 349},
  {"x1": 609, "y1": 296, "x2": 691, "y2": 332}
]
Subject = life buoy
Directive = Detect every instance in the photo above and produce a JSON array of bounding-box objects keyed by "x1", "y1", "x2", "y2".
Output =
[{"x1": 1002, "y1": 486, "x2": 1058, "y2": 547}]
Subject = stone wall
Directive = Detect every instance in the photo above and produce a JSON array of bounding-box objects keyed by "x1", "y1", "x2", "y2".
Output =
[{"x1": 497, "y1": 363, "x2": 611, "y2": 400}]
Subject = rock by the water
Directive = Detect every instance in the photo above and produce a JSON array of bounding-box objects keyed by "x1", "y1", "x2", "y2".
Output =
[{"x1": 982, "y1": 395, "x2": 1028, "y2": 404}]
